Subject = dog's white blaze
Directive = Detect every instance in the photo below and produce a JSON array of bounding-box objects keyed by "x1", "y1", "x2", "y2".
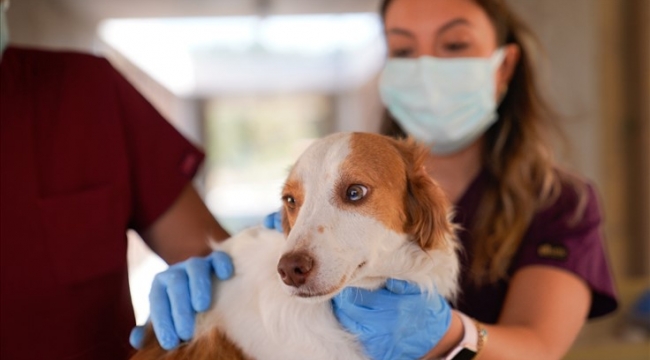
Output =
[{"x1": 283, "y1": 133, "x2": 359, "y2": 296}]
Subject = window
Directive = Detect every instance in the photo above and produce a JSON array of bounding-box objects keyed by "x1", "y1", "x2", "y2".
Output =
[{"x1": 204, "y1": 94, "x2": 332, "y2": 232}]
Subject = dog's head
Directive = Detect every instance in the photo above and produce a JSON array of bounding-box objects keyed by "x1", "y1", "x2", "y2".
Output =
[{"x1": 277, "y1": 132, "x2": 459, "y2": 301}]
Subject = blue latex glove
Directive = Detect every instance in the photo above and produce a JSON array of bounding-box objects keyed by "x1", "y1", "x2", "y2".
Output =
[
  {"x1": 630, "y1": 289, "x2": 650, "y2": 329},
  {"x1": 332, "y1": 279, "x2": 452, "y2": 360},
  {"x1": 129, "y1": 251, "x2": 234, "y2": 350},
  {"x1": 263, "y1": 211, "x2": 283, "y2": 232}
]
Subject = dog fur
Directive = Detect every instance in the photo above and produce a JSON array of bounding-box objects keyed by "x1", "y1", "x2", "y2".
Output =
[{"x1": 132, "y1": 132, "x2": 460, "y2": 360}]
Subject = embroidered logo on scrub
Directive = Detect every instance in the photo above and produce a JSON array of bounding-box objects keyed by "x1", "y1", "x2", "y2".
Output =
[
  {"x1": 536, "y1": 243, "x2": 568, "y2": 261},
  {"x1": 180, "y1": 152, "x2": 201, "y2": 177}
]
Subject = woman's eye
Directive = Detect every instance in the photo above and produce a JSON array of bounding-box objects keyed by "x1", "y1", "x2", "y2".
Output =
[
  {"x1": 283, "y1": 195, "x2": 296, "y2": 209},
  {"x1": 443, "y1": 42, "x2": 469, "y2": 52},
  {"x1": 390, "y1": 48, "x2": 414, "y2": 58},
  {"x1": 346, "y1": 185, "x2": 368, "y2": 202}
]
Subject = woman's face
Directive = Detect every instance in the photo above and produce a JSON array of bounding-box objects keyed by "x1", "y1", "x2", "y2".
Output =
[{"x1": 384, "y1": 0, "x2": 519, "y2": 95}]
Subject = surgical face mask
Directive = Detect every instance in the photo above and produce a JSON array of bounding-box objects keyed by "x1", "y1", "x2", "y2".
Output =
[
  {"x1": 379, "y1": 48, "x2": 506, "y2": 155},
  {"x1": 0, "y1": 1, "x2": 9, "y2": 59}
]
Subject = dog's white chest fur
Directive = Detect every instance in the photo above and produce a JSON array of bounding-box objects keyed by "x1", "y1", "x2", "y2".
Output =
[{"x1": 196, "y1": 226, "x2": 368, "y2": 360}]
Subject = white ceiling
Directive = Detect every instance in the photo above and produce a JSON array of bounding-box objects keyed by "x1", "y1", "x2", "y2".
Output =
[
  {"x1": 99, "y1": 13, "x2": 386, "y2": 96},
  {"x1": 53, "y1": 0, "x2": 382, "y2": 20},
  {"x1": 8, "y1": 0, "x2": 387, "y2": 96}
]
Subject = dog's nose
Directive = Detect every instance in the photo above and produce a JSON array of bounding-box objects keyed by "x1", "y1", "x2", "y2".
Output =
[{"x1": 277, "y1": 251, "x2": 314, "y2": 287}]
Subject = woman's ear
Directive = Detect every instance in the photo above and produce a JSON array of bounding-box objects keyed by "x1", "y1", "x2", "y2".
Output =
[
  {"x1": 391, "y1": 138, "x2": 455, "y2": 250},
  {"x1": 497, "y1": 43, "x2": 520, "y2": 98}
]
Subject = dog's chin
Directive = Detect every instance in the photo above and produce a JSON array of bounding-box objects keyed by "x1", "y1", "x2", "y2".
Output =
[
  {"x1": 282, "y1": 277, "x2": 346, "y2": 303},
  {"x1": 291, "y1": 288, "x2": 340, "y2": 303},
  {"x1": 347, "y1": 276, "x2": 387, "y2": 290}
]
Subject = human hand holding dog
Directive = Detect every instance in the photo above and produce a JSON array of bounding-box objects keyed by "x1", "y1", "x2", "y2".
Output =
[
  {"x1": 129, "y1": 251, "x2": 234, "y2": 350},
  {"x1": 130, "y1": 212, "x2": 277, "y2": 352},
  {"x1": 332, "y1": 279, "x2": 452, "y2": 360},
  {"x1": 263, "y1": 211, "x2": 283, "y2": 232}
]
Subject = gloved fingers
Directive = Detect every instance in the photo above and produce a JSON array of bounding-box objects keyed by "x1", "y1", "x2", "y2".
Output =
[
  {"x1": 263, "y1": 212, "x2": 276, "y2": 229},
  {"x1": 273, "y1": 212, "x2": 283, "y2": 232},
  {"x1": 185, "y1": 257, "x2": 213, "y2": 312},
  {"x1": 433, "y1": 302, "x2": 453, "y2": 332},
  {"x1": 425, "y1": 292, "x2": 452, "y2": 317},
  {"x1": 129, "y1": 324, "x2": 146, "y2": 349},
  {"x1": 263, "y1": 211, "x2": 283, "y2": 232},
  {"x1": 334, "y1": 286, "x2": 399, "y2": 309},
  {"x1": 332, "y1": 297, "x2": 370, "y2": 335},
  {"x1": 385, "y1": 278, "x2": 422, "y2": 295},
  {"x1": 385, "y1": 279, "x2": 451, "y2": 315},
  {"x1": 166, "y1": 271, "x2": 196, "y2": 342},
  {"x1": 149, "y1": 279, "x2": 181, "y2": 350},
  {"x1": 209, "y1": 251, "x2": 234, "y2": 280},
  {"x1": 333, "y1": 283, "x2": 454, "y2": 360}
]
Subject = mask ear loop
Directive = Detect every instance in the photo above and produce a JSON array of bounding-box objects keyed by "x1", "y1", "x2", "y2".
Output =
[
  {"x1": 491, "y1": 47, "x2": 508, "y2": 68},
  {"x1": 493, "y1": 47, "x2": 509, "y2": 105}
]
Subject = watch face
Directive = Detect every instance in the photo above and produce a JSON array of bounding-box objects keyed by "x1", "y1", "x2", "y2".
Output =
[{"x1": 453, "y1": 348, "x2": 478, "y2": 360}]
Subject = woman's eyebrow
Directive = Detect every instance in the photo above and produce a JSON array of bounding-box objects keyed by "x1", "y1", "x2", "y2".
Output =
[
  {"x1": 386, "y1": 18, "x2": 470, "y2": 38},
  {"x1": 437, "y1": 18, "x2": 471, "y2": 35},
  {"x1": 385, "y1": 27, "x2": 415, "y2": 38}
]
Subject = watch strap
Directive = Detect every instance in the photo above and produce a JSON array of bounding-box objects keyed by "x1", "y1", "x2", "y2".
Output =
[{"x1": 443, "y1": 312, "x2": 478, "y2": 360}]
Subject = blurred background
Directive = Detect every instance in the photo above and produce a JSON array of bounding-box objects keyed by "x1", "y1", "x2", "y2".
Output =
[{"x1": 5, "y1": 0, "x2": 648, "y2": 358}]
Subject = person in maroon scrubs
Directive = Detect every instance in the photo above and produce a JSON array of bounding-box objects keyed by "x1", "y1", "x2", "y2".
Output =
[{"x1": 0, "y1": 45, "x2": 229, "y2": 359}]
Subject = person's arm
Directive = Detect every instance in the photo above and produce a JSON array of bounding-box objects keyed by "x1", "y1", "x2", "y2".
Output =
[
  {"x1": 141, "y1": 183, "x2": 230, "y2": 264},
  {"x1": 129, "y1": 184, "x2": 233, "y2": 350},
  {"x1": 425, "y1": 265, "x2": 591, "y2": 360}
]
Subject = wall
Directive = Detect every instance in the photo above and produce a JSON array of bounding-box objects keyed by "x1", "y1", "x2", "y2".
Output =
[{"x1": 507, "y1": 0, "x2": 601, "y2": 182}]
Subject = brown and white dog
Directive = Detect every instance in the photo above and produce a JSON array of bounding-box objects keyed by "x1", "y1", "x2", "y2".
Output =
[{"x1": 132, "y1": 132, "x2": 460, "y2": 360}]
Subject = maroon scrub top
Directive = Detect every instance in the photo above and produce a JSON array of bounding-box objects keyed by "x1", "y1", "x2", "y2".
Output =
[
  {"x1": 453, "y1": 168, "x2": 618, "y2": 324},
  {"x1": 0, "y1": 47, "x2": 204, "y2": 360}
]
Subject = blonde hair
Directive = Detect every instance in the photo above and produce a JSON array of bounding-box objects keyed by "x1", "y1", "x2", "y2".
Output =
[{"x1": 379, "y1": 0, "x2": 584, "y2": 284}]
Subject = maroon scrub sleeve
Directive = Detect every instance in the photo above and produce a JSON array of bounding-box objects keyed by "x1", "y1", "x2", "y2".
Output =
[
  {"x1": 512, "y1": 183, "x2": 618, "y2": 318},
  {"x1": 108, "y1": 62, "x2": 205, "y2": 233}
]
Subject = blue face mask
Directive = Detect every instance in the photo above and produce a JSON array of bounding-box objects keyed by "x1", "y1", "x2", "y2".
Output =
[{"x1": 379, "y1": 49, "x2": 506, "y2": 155}]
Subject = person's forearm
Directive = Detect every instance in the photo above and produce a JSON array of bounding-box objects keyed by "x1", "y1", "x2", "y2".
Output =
[
  {"x1": 423, "y1": 311, "x2": 566, "y2": 360},
  {"x1": 469, "y1": 324, "x2": 559, "y2": 360},
  {"x1": 144, "y1": 184, "x2": 230, "y2": 264}
]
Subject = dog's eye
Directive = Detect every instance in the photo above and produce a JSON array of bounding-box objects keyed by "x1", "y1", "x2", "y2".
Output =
[
  {"x1": 283, "y1": 195, "x2": 296, "y2": 209},
  {"x1": 346, "y1": 184, "x2": 368, "y2": 202}
]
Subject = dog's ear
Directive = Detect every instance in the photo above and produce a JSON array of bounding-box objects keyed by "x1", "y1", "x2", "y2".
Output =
[{"x1": 391, "y1": 137, "x2": 455, "y2": 250}]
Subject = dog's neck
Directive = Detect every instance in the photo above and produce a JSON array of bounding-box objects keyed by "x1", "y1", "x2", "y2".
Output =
[{"x1": 346, "y1": 235, "x2": 458, "y2": 299}]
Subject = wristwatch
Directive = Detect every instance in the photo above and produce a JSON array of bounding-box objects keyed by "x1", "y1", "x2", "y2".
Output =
[{"x1": 443, "y1": 312, "x2": 487, "y2": 360}]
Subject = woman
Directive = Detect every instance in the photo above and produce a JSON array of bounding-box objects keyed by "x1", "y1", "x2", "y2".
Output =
[
  {"x1": 331, "y1": 0, "x2": 617, "y2": 359},
  {"x1": 137, "y1": 0, "x2": 618, "y2": 359}
]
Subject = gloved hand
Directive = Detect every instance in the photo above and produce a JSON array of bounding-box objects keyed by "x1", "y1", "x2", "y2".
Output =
[
  {"x1": 129, "y1": 251, "x2": 234, "y2": 350},
  {"x1": 332, "y1": 279, "x2": 452, "y2": 360},
  {"x1": 263, "y1": 211, "x2": 283, "y2": 232}
]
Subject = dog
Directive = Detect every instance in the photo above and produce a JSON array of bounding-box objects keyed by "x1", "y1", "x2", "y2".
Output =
[{"x1": 131, "y1": 132, "x2": 460, "y2": 360}]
